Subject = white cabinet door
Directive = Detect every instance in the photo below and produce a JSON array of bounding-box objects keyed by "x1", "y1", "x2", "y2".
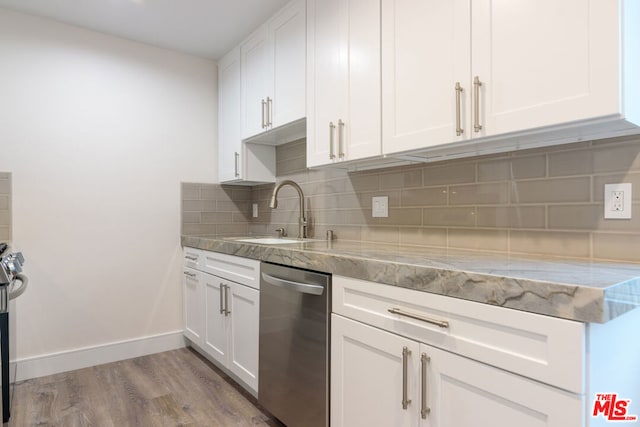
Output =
[
  {"x1": 228, "y1": 282, "x2": 260, "y2": 393},
  {"x1": 218, "y1": 47, "x2": 242, "y2": 182},
  {"x1": 203, "y1": 273, "x2": 260, "y2": 394},
  {"x1": 471, "y1": 0, "x2": 619, "y2": 138},
  {"x1": 203, "y1": 274, "x2": 228, "y2": 366},
  {"x1": 241, "y1": 0, "x2": 306, "y2": 140},
  {"x1": 269, "y1": 0, "x2": 306, "y2": 128},
  {"x1": 382, "y1": 0, "x2": 470, "y2": 154},
  {"x1": 332, "y1": 314, "x2": 419, "y2": 427},
  {"x1": 183, "y1": 267, "x2": 204, "y2": 345},
  {"x1": 306, "y1": 0, "x2": 343, "y2": 167},
  {"x1": 425, "y1": 344, "x2": 584, "y2": 427},
  {"x1": 241, "y1": 26, "x2": 270, "y2": 139},
  {"x1": 307, "y1": 0, "x2": 381, "y2": 167}
]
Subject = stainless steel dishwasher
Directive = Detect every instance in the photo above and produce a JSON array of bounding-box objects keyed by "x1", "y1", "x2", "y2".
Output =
[{"x1": 259, "y1": 262, "x2": 330, "y2": 427}]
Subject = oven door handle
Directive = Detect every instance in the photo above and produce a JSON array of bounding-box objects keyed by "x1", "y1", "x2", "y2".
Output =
[
  {"x1": 261, "y1": 273, "x2": 324, "y2": 296},
  {"x1": 9, "y1": 273, "x2": 28, "y2": 300}
]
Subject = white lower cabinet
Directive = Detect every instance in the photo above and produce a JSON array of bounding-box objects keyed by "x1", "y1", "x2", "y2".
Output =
[
  {"x1": 182, "y1": 266, "x2": 204, "y2": 345},
  {"x1": 331, "y1": 274, "x2": 588, "y2": 427},
  {"x1": 332, "y1": 314, "x2": 582, "y2": 427},
  {"x1": 203, "y1": 277, "x2": 226, "y2": 363},
  {"x1": 203, "y1": 274, "x2": 259, "y2": 393},
  {"x1": 182, "y1": 248, "x2": 260, "y2": 395},
  {"x1": 428, "y1": 344, "x2": 581, "y2": 427},
  {"x1": 332, "y1": 314, "x2": 417, "y2": 427}
]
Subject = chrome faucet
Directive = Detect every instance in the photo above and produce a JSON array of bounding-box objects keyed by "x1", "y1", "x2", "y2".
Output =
[{"x1": 269, "y1": 180, "x2": 307, "y2": 239}]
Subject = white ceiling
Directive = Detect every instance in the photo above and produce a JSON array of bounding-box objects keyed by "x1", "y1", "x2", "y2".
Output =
[{"x1": 0, "y1": 0, "x2": 290, "y2": 60}]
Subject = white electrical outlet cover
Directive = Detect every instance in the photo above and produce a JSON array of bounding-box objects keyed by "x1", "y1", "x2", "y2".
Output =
[
  {"x1": 604, "y1": 183, "x2": 632, "y2": 219},
  {"x1": 372, "y1": 196, "x2": 389, "y2": 218}
]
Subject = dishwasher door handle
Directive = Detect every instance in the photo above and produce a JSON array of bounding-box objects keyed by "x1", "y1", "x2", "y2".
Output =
[{"x1": 261, "y1": 273, "x2": 325, "y2": 296}]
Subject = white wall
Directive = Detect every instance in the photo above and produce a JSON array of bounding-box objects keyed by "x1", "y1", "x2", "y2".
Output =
[{"x1": 0, "y1": 8, "x2": 217, "y2": 365}]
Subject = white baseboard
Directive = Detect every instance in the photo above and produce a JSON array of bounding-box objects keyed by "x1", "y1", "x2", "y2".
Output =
[{"x1": 15, "y1": 330, "x2": 186, "y2": 381}]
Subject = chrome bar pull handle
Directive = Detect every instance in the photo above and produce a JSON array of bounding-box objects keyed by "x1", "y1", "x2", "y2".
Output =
[
  {"x1": 338, "y1": 119, "x2": 345, "y2": 159},
  {"x1": 184, "y1": 255, "x2": 198, "y2": 261},
  {"x1": 183, "y1": 271, "x2": 196, "y2": 278},
  {"x1": 219, "y1": 284, "x2": 225, "y2": 314},
  {"x1": 261, "y1": 273, "x2": 325, "y2": 296},
  {"x1": 473, "y1": 76, "x2": 482, "y2": 133},
  {"x1": 266, "y1": 97, "x2": 273, "y2": 127},
  {"x1": 329, "y1": 122, "x2": 336, "y2": 159},
  {"x1": 388, "y1": 308, "x2": 449, "y2": 329},
  {"x1": 421, "y1": 353, "x2": 431, "y2": 418},
  {"x1": 224, "y1": 284, "x2": 231, "y2": 316},
  {"x1": 261, "y1": 99, "x2": 266, "y2": 129},
  {"x1": 234, "y1": 152, "x2": 240, "y2": 178},
  {"x1": 402, "y1": 346, "x2": 411, "y2": 410},
  {"x1": 455, "y1": 82, "x2": 464, "y2": 136}
]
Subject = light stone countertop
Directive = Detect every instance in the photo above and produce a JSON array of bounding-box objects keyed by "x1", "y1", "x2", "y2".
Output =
[{"x1": 181, "y1": 234, "x2": 640, "y2": 323}]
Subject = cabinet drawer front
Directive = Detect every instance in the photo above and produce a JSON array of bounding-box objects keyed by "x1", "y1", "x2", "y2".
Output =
[
  {"x1": 183, "y1": 247, "x2": 203, "y2": 270},
  {"x1": 333, "y1": 275, "x2": 585, "y2": 394},
  {"x1": 200, "y1": 251, "x2": 260, "y2": 290}
]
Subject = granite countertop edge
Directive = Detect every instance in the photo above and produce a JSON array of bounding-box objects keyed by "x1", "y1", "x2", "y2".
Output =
[{"x1": 181, "y1": 235, "x2": 640, "y2": 324}]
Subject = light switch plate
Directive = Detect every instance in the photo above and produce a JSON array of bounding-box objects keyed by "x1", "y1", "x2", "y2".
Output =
[
  {"x1": 604, "y1": 183, "x2": 632, "y2": 219},
  {"x1": 372, "y1": 196, "x2": 389, "y2": 218},
  {"x1": 252, "y1": 203, "x2": 258, "y2": 218}
]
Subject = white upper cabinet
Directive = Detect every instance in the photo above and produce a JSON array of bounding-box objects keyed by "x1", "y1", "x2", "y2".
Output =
[
  {"x1": 381, "y1": 0, "x2": 469, "y2": 154},
  {"x1": 382, "y1": 0, "x2": 640, "y2": 158},
  {"x1": 241, "y1": 0, "x2": 306, "y2": 140},
  {"x1": 241, "y1": 26, "x2": 270, "y2": 139},
  {"x1": 218, "y1": 47, "x2": 243, "y2": 183},
  {"x1": 269, "y1": 0, "x2": 306, "y2": 128},
  {"x1": 471, "y1": 0, "x2": 618, "y2": 137},
  {"x1": 218, "y1": 47, "x2": 275, "y2": 184},
  {"x1": 306, "y1": 0, "x2": 382, "y2": 167}
]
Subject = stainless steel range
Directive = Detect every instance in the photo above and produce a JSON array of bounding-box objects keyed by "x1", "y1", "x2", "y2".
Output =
[{"x1": 0, "y1": 245, "x2": 28, "y2": 424}]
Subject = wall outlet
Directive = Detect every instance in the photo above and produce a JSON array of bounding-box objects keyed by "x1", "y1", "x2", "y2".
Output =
[
  {"x1": 252, "y1": 203, "x2": 258, "y2": 218},
  {"x1": 372, "y1": 196, "x2": 389, "y2": 218},
  {"x1": 604, "y1": 183, "x2": 632, "y2": 219}
]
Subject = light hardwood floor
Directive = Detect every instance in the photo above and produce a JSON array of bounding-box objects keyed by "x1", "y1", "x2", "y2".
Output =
[{"x1": 9, "y1": 347, "x2": 283, "y2": 426}]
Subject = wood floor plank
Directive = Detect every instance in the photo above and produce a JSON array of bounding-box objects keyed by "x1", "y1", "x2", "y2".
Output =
[{"x1": 9, "y1": 348, "x2": 283, "y2": 427}]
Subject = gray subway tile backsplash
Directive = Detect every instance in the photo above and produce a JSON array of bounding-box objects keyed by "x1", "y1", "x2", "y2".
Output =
[
  {"x1": 182, "y1": 134, "x2": 640, "y2": 262},
  {"x1": 401, "y1": 187, "x2": 448, "y2": 207},
  {"x1": 423, "y1": 162, "x2": 476, "y2": 186},
  {"x1": 511, "y1": 177, "x2": 591, "y2": 204},
  {"x1": 449, "y1": 182, "x2": 509, "y2": 205},
  {"x1": 476, "y1": 206, "x2": 546, "y2": 229},
  {"x1": 423, "y1": 207, "x2": 476, "y2": 227}
]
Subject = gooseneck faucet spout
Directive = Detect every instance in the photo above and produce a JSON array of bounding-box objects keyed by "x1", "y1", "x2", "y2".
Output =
[{"x1": 269, "y1": 180, "x2": 307, "y2": 238}]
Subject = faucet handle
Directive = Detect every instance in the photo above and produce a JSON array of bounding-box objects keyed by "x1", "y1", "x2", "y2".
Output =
[
  {"x1": 326, "y1": 230, "x2": 334, "y2": 241},
  {"x1": 275, "y1": 228, "x2": 286, "y2": 238}
]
